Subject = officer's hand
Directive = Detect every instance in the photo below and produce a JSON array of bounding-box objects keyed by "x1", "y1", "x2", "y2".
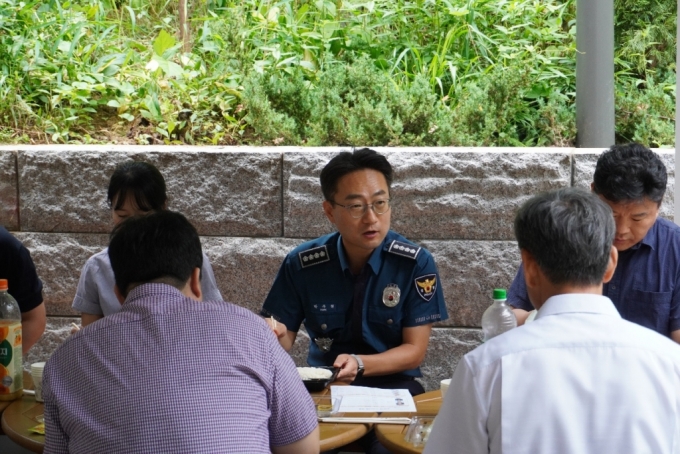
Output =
[
  {"x1": 334, "y1": 354, "x2": 359, "y2": 383},
  {"x1": 265, "y1": 316, "x2": 287, "y2": 339}
]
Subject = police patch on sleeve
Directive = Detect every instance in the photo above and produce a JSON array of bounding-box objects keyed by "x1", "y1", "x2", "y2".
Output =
[
  {"x1": 298, "y1": 245, "x2": 330, "y2": 268},
  {"x1": 388, "y1": 240, "x2": 421, "y2": 259},
  {"x1": 415, "y1": 274, "x2": 437, "y2": 301}
]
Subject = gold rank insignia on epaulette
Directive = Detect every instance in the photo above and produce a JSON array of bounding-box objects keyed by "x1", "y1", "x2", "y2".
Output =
[
  {"x1": 298, "y1": 245, "x2": 330, "y2": 268},
  {"x1": 387, "y1": 240, "x2": 421, "y2": 259}
]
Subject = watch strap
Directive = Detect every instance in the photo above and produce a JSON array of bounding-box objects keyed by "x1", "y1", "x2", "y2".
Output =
[{"x1": 350, "y1": 354, "x2": 365, "y2": 378}]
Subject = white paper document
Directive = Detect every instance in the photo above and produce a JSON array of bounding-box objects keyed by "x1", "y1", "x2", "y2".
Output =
[{"x1": 330, "y1": 385, "x2": 417, "y2": 412}]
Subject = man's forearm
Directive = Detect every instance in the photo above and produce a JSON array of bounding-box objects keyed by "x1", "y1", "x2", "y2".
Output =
[
  {"x1": 280, "y1": 330, "x2": 296, "y2": 352},
  {"x1": 361, "y1": 342, "x2": 427, "y2": 376},
  {"x1": 335, "y1": 324, "x2": 432, "y2": 381},
  {"x1": 21, "y1": 303, "x2": 47, "y2": 354},
  {"x1": 670, "y1": 329, "x2": 680, "y2": 344}
]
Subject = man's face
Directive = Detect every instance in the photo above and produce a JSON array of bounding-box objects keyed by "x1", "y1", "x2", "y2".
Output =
[
  {"x1": 323, "y1": 169, "x2": 391, "y2": 261},
  {"x1": 598, "y1": 195, "x2": 659, "y2": 251}
]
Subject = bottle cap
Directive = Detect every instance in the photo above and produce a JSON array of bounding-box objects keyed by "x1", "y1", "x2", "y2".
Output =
[
  {"x1": 0, "y1": 279, "x2": 7, "y2": 291},
  {"x1": 493, "y1": 288, "x2": 506, "y2": 300}
]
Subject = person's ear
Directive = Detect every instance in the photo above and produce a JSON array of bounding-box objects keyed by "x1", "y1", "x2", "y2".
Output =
[
  {"x1": 189, "y1": 267, "x2": 202, "y2": 300},
  {"x1": 590, "y1": 182, "x2": 595, "y2": 192},
  {"x1": 323, "y1": 200, "x2": 336, "y2": 225},
  {"x1": 602, "y1": 245, "x2": 618, "y2": 284},
  {"x1": 521, "y1": 249, "x2": 540, "y2": 290},
  {"x1": 113, "y1": 285, "x2": 125, "y2": 305}
]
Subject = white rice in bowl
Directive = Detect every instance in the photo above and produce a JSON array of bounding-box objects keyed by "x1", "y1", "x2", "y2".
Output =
[{"x1": 297, "y1": 367, "x2": 333, "y2": 380}]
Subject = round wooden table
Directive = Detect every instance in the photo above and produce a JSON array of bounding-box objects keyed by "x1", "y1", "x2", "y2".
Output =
[
  {"x1": 374, "y1": 389, "x2": 443, "y2": 454},
  {"x1": 311, "y1": 385, "x2": 372, "y2": 451},
  {"x1": 1, "y1": 372, "x2": 43, "y2": 453}
]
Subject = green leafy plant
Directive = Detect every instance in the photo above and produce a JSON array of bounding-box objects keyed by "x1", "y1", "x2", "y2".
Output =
[{"x1": 0, "y1": 0, "x2": 674, "y2": 146}]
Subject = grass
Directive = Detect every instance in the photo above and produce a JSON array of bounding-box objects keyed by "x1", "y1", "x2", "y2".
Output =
[{"x1": 0, "y1": 0, "x2": 674, "y2": 146}]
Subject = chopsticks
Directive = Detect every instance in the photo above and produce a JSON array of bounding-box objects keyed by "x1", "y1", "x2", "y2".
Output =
[{"x1": 319, "y1": 417, "x2": 413, "y2": 424}]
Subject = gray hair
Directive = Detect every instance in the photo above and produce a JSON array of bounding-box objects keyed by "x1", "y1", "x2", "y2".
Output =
[{"x1": 514, "y1": 188, "x2": 615, "y2": 286}]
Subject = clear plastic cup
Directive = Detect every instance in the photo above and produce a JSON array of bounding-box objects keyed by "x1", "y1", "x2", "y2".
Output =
[
  {"x1": 440, "y1": 378, "x2": 451, "y2": 399},
  {"x1": 30, "y1": 362, "x2": 46, "y2": 402}
]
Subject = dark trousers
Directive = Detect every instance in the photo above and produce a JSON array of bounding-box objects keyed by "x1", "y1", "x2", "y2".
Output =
[{"x1": 322, "y1": 375, "x2": 425, "y2": 454}]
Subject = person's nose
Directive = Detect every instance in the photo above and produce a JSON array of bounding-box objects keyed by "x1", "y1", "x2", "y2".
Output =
[
  {"x1": 615, "y1": 217, "x2": 630, "y2": 236},
  {"x1": 362, "y1": 204, "x2": 379, "y2": 223}
]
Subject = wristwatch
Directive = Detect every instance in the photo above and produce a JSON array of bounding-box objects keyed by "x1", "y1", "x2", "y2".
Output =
[{"x1": 350, "y1": 354, "x2": 365, "y2": 379}]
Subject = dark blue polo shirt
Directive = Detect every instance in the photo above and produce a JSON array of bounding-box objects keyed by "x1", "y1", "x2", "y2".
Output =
[
  {"x1": 508, "y1": 217, "x2": 680, "y2": 337},
  {"x1": 0, "y1": 226, "x2": 43, "y2": 312},
  {"x1": 261, "y1": 230, "x2": 448, "y2": 377}
]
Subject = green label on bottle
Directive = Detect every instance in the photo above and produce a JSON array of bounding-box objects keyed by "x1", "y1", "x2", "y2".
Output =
[{"x1": 0, "y1": 339, "x2": 11, "y2": 368}]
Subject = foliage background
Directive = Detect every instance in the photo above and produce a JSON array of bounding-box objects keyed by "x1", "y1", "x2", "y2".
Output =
[{"x1": 0, "y1": 0, "x2": 675, "y2": 146}]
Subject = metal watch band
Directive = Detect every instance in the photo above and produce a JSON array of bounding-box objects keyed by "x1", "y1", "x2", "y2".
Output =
[{"x1": 350, "y1": 354, "x2": 365, "y2": 378}]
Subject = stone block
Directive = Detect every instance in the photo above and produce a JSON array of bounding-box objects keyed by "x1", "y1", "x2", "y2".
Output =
[
  {"x1": 283, "y1": 149, "x2": 339, "y2": 237},
  {"x1": 201, "y1": 237, "x2": 305, "y2": 313},
  {"x1": 289, "y1": 327, "x2": 312, "y2": 367},
  {"x1": 573, "y1": 149, "x2": 675, "y2": 221},
  {"x1": 419, "y1": 327, "x2": 482, "y2": 391},
  {"x1": 17, "y1": 146, "x2": 282, "y2": 236},
  {"x1": 421, "y1": 239, "x2": 520, "y2": 327},
  {"x1": 284, "y1": 148, "x2": 572, "y2": 240},
  {"x1": 0, "y1": 150, "x2": 18, "y2": 230},
  {"x1": 14, "y1": 232, "x2": 108, "y2": 316},
  {"x1": 25, "y1": 316, "x2": 79, "y2": 368},
  {"x1": 13, "y1": 232, "x2": 306, "y2": 317}
]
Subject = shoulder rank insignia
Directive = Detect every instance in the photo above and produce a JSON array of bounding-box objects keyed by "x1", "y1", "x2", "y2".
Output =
[
  {"x1": 415, "y1": 274, "x2": 437, "y2": 301},
  {"x1": 298, "y1": 245, "x2": 330, "y2": 268},
  {"x1": 388, "y1": 240, "x2": 421, "y2": 259}
]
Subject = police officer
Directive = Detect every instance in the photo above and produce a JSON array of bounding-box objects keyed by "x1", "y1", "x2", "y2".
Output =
[{"x1": 261, "y1": 148, "x2": 448, "y2": 396}]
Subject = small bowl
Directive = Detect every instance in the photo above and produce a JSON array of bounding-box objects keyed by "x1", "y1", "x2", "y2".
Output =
[{"x1": 300, "y1": 366, "x2": 339, "y2": 392}]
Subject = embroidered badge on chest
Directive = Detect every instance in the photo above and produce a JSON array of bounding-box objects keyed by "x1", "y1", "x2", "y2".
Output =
[
  {"x1": 314, "y1": 337, "x2": 333, "y2": 353},
  {"x1": 382, "y1": 284, "x2": 401, "y2": 307},
  {"x1": 415, "y1": 274, "x2": 437, "y2": 301}
]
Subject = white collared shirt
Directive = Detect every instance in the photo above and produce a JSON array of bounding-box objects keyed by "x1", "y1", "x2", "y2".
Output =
[{"x1": 425, "y1": 294, "x2": 680, "y2": 454}]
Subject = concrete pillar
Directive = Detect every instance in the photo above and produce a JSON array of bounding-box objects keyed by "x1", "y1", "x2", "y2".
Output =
[
  {"x1": 676, "y1": 0, "x2": 680, "y2": 224},
  {"x1": 576, "y1": 0, "x2": 615, "y2": 148}
]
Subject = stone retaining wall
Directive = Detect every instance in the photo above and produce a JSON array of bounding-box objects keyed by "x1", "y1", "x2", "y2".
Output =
[{"x1": 1, "y1": 145, "x2": 675, "y2": 391}]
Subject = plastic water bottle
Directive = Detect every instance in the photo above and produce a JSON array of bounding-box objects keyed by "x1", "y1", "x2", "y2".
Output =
[
  {"x1": 481, "y1": 288, "x2": 517, "y2": 342},
  {"x1": 0, "y1": 279, "x2": 23, "y2": 400}
]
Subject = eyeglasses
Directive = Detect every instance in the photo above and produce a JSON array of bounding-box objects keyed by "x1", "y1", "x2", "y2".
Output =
[{"x1": 332, "y1": 199, "x2": 391, "y2": 219}]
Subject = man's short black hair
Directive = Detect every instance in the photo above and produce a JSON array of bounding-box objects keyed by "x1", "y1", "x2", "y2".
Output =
[
  {"x1": 514, "y1": 188, "x2": 615, "y2": 287},
  {"x1": 320, "y1": 148, "x2": 393, "y2": 201},
  {"x1": 592, "y1": 143, "x2": 667, "y2": 204},
  {"x1": 108, "y1": 211, "x2": 203, "y2": 297}
]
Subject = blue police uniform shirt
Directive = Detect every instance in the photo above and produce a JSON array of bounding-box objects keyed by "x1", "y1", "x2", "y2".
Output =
[
  {"x1": 508, "y1": 217, "x2": 680, "y2": 337},
  {"x1": 261, "y1": 230, "x2": 448, "y2": 377}
]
